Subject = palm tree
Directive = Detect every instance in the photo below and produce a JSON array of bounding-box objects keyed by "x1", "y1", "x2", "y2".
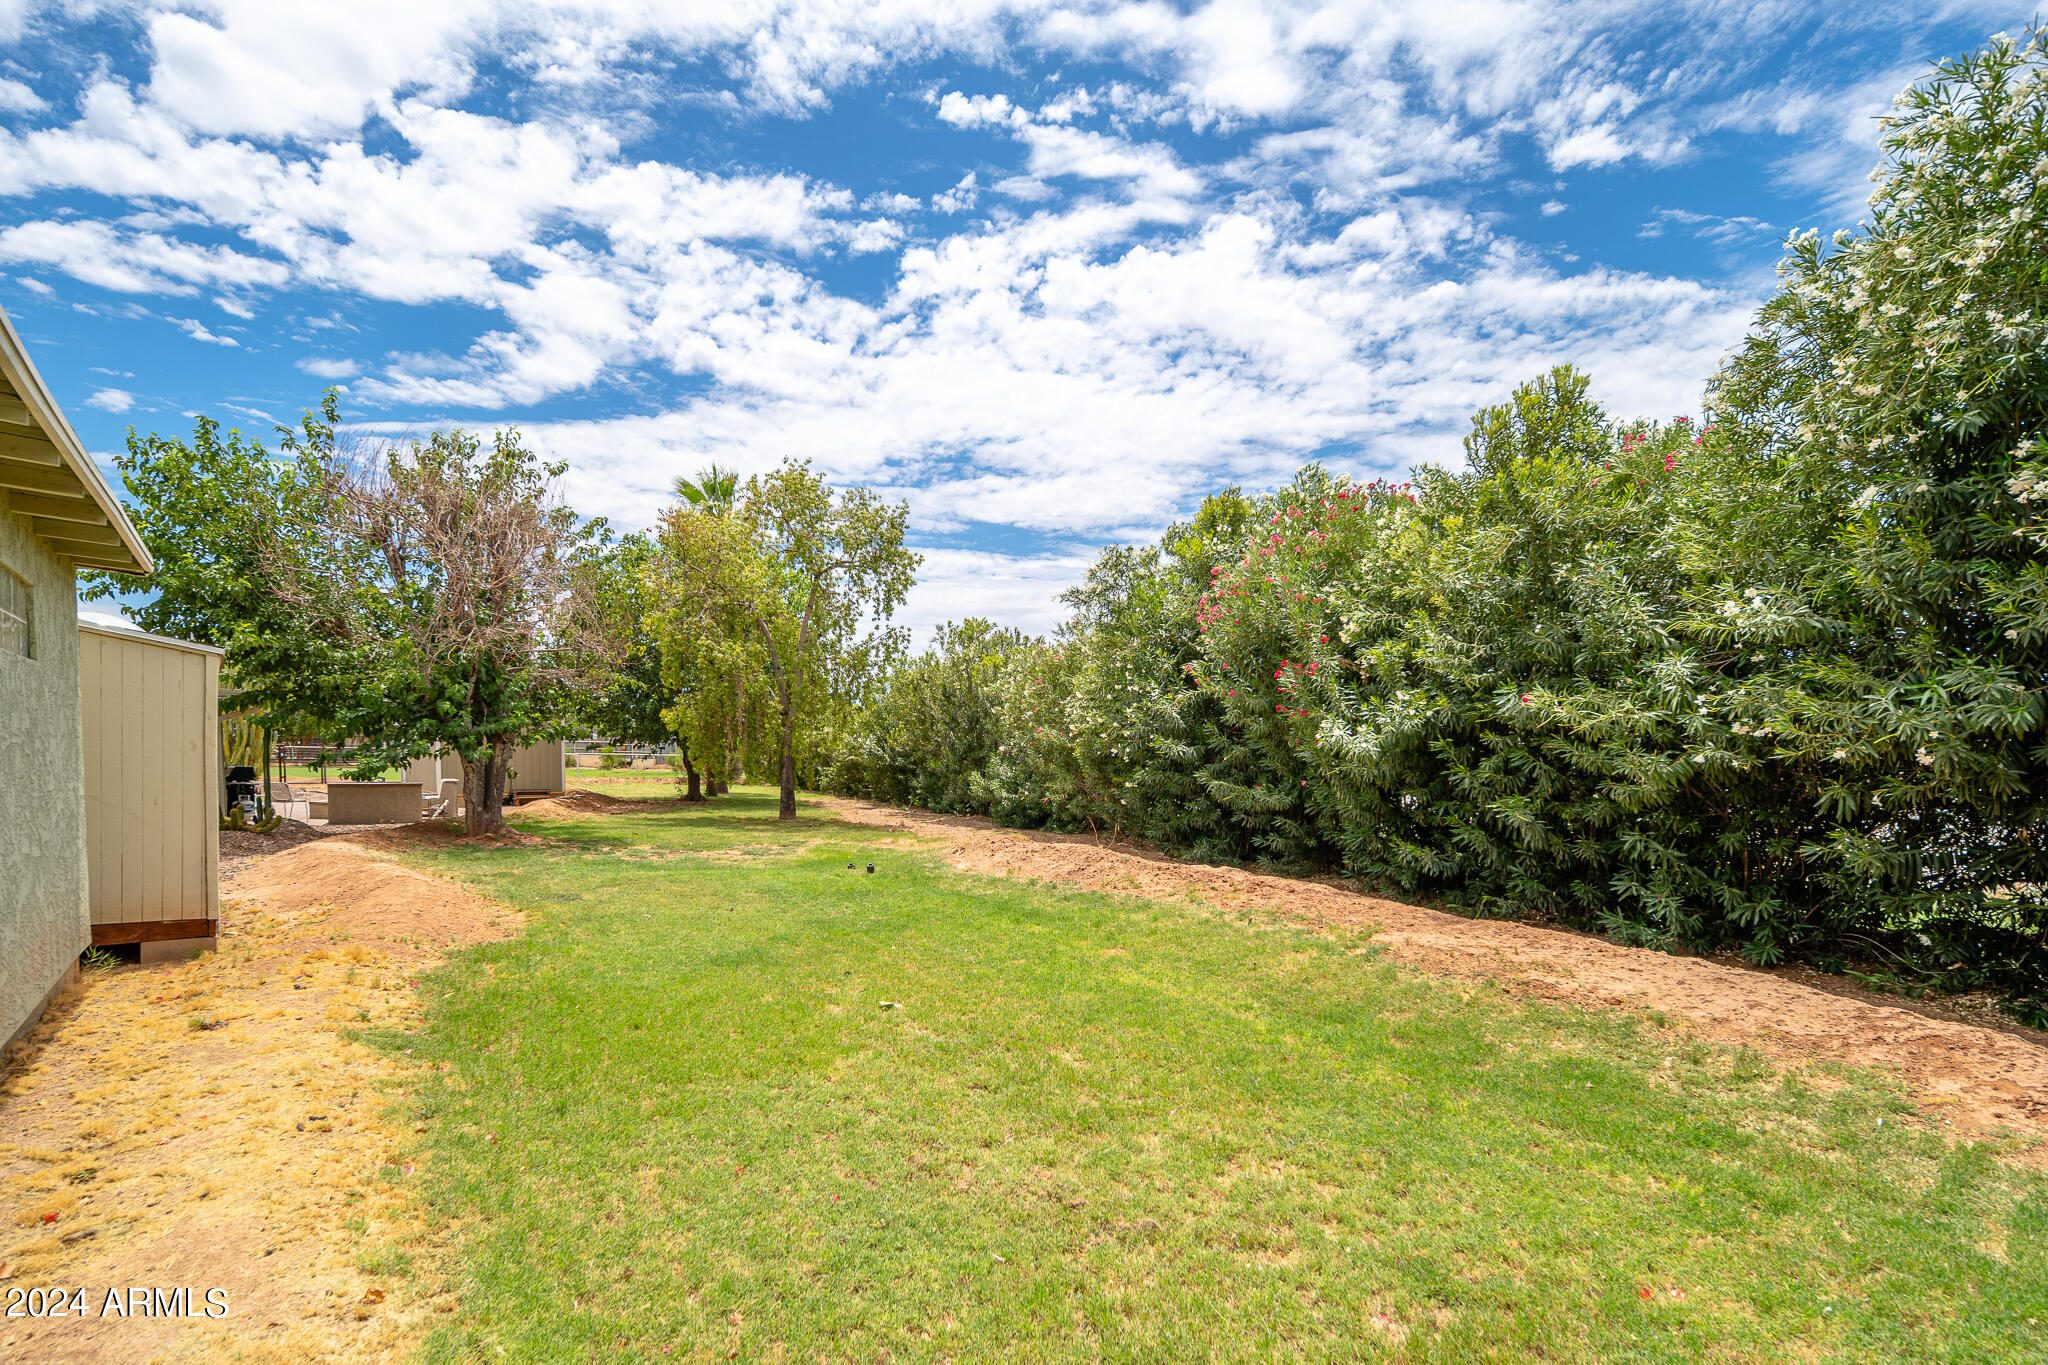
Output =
[
  {"x1": 673, "y1": 463, "x2": 738, "y2": 514},
  {"x1": 671, "y1": 463, "x2": 744, "y2": 792}
]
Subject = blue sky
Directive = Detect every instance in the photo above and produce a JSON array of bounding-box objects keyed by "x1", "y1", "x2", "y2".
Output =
[{"x1": 0, "y1": 1, "x2": 2031, "y2": 639}]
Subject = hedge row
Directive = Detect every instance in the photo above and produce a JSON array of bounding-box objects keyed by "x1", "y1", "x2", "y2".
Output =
[{"x1": 823, "y1": 33, "x2": 2048, "y2": 1017}]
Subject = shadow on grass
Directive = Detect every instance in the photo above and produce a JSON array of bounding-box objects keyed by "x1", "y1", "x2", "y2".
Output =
[{"x1": 514, "y1": 789, "x2": 849, "y2": 838}]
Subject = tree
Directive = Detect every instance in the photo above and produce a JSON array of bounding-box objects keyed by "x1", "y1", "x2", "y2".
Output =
[
  {"x1": 655, "y1": 459, "x2": 917, "y2": 819},
  {"x1": 673, "y1": 464, "x2": 739, "y2": 513},
  {"x1": 276, "y1": 425, "x2": 610, "y2": 835},
  {"x1": 669, "y1": 463, "x2": 748, "y2": 791},
  {"x1": 80, "y1": 394, "x2": 353, "y2": 813},
  {"x1": 581, "y1": 532, "x2": 711, "y2": 799},
  {"x1": 822, "y1": 617, "x2": 1027, "y2": 813}
]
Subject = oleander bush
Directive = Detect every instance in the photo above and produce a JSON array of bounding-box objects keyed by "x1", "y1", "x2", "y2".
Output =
[{"x1": 825, "y1": 31, "x2": 2048, "y2": 1015}]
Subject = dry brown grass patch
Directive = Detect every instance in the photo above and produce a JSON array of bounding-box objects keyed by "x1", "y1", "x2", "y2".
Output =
[{"x1": 0, "y1": 835, "x2": 520, "y2": 1363}]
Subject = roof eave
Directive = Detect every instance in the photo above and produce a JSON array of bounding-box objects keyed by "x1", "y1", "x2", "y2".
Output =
[{"x1": 0, "y1": 304, "x2": 153, "y2": 577}]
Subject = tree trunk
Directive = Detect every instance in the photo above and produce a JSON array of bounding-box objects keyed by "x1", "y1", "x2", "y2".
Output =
[
  {"x1": 459, "y1": 744, "x2": 509, "y2": 836},
  {"x1": 778, "y1": 703, "x2": 797, "y2": 820},
  {"x1": 679, "y1": 738, "x2": 703, "y2": 802},
  {"x1": 732, "y1": 670, "x2": 746, "y2": 789},
  {"x1": 261, "y1": 727, "x2": 274, "y2": 819}
]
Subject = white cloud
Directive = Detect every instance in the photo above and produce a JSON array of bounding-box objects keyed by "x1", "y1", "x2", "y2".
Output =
[
  {"x1": 936, "y1": 91, "x2": 1025, "y2": 130},
  {"x1": 899, "y1": 546, "x2": 1103, "y2": 641},
  {"x1": 0, "y1": 219, "x2": 287, "y2": 295},
  {"x1": 85, "y1": 387, "x2": 134, "y2": 412},
  {"x1": 1639, "y1": 207, "x2": 1777, "y2": 246},
  {"x1": 139, "y1": 0, "x2": 483, "y2": 139},
  {"x1": 932, "y1": 171, "x2": 979, "y2": 213},
  {"x1": 0, "y1": 77, "x2": 43, "y2": 113},
  {"x1": 0, "y1": 0, "x2": 1994, "y2": 634},
  {"x1": 484, "y1": 195, "x2": 1754, "y2": 574},
  {"x1": 1017, "y1": 124, "x2": 1203, "y2": 202},
  {"x1": 76, "y1": 607, "x2": 138, "y2": 631},
  {"x1": 170, "y1": 316, "x2": 239, "y2": 346}
]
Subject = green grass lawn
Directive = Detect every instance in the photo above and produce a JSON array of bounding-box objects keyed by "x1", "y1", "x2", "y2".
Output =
[{"x1": 367, "y1": 786, "x2": 2047, "y2": 1363}]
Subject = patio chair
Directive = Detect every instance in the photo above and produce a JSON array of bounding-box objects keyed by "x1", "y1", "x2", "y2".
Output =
[
  {"x1": 423, "y1": 777, "x2": 463, "y2": 819},
  {"x1": 266, "y1": 780, "x2": 310, "y2": 822}
]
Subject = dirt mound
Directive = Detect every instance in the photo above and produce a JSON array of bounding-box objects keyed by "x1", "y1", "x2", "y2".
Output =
[
  {"x1": 517, "y1": 788, "x2": 658, "y2": 816},
  {"x1": 818, "y1": 796, "x2": 2048, "y2": 1157},
  {"x1": 224, "y1": 839, "x2": 518, "y2": 955}
]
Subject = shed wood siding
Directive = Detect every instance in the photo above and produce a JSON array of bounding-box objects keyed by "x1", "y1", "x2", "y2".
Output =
[
  {"x1": 509, "y1": 739, "x2": 567, "y2": 795},
  {"x1": 405, "y1": 740, "x2": 566, "y2": 796},
  {"x1": 79, "y1": 626, "x2": 220, "y2": 937}
]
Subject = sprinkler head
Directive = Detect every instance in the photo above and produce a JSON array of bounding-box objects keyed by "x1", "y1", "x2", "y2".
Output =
[{"x1": 866, "y1": 862, "x2": 875, "y2": 874}]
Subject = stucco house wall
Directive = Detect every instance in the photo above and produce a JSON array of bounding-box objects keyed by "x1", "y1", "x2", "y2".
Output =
[
  {"x1": 0, "y1": 505, "x2": 90, "y2": 1049},
  {"x1": 1, "y1": 299, "x2": 152, "y2": 1051}
]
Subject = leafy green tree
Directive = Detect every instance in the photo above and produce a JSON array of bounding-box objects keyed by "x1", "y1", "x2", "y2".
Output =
[
  {"x1": 276, "y1": 425, "x2": 611, "y2": 835},
  {"x1": 665, "y1": 464, "x2": 751, "y2": 791},
  {"x1": 80, "y1": 394, "x2": 353, "y2": 810},
  {"x1": 655, "y1": 459, "x2": 916, "y2": 819},
  {"x1": 822, "y1": 618, "x2": 1027, "y2": 812},
  {"x1": 581, "y1": 532, "x2": 716, "y2": 799}
]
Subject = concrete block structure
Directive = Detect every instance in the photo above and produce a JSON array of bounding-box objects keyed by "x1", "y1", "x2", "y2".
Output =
[{"x1": 324, "y1": 780, "x2": 425, "y2": 824}]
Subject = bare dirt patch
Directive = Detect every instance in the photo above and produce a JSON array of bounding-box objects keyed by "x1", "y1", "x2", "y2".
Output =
[
  {"x1": 0, "y1": 836, "x2": 516, "y2": 1363},
  {"x1": 817, "y1": 796, "x2": 2048, "y2": 1158}
]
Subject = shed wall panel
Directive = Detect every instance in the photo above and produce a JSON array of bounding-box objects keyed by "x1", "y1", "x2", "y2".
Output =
[
  {"x1": 80, "y1": 626, "x2": 220, "y2": 931},
  {"x1": 142, "y1": 642, "x2": 166, "y2": 920}
]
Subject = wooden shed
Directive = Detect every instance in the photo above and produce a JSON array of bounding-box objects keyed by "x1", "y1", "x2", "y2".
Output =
[
  {"x1": 77, "y1": 618, "x2": 222, "y2": 962},
  {"x1": 405, "y1": 739, "x2": 567, "y2": 806}
]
